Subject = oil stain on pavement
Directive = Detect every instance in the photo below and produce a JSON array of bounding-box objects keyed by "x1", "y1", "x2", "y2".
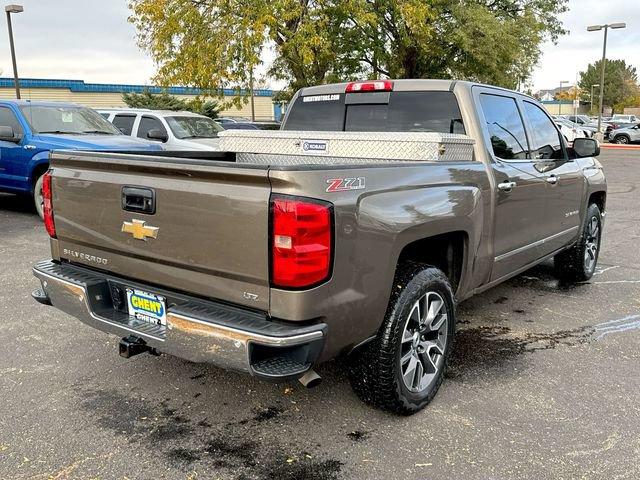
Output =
[{"x1": 81, "y1": 388, "x2": 342, "y2": 480}]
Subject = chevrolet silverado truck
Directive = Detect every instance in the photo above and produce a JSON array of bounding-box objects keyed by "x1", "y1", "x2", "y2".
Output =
[
  {"x1": 32, "y1": 80, "x2": 606, "y2": 414},
  {"x1": 0, "y1": 100, "x2": 163, "y2": 218}
]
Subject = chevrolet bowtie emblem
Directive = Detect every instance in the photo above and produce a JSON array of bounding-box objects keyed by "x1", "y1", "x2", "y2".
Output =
[{"x1": 122, "y1": 219, "x2": 159, "y2": 241}]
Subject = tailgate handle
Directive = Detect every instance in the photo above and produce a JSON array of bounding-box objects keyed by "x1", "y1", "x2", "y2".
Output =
[{"x1": 122, "y1": 186, "x2": 156, "y2": 214}]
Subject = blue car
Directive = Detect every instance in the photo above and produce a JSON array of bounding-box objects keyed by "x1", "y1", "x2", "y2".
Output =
[{"x1": 0, "y1": 100, "x2": 163, "y2": 217}]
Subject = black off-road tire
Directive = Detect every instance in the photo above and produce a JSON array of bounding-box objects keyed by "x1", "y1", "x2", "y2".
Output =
[
  {"x1": 554, "y1": 203, "x2": 602, "y2": 282},
  {"x1": 347, "y1": 263, "x2": 456, "y2": 415}
]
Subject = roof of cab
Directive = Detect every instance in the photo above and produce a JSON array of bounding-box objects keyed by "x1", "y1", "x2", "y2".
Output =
[
  {"x1": 297, "y1": 79, "x2": 534, "y2": 101},
  {"x1": 97, "y1": 107, "x2": 209, "y2": 118}
]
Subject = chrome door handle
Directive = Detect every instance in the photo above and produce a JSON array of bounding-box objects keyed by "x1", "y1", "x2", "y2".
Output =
[
  {"x1": 546, "y1": 175, "x2": 559, "y2": 185},
  {"x1": 497, "y1": 181, "x2": 517, "y2": 192}
]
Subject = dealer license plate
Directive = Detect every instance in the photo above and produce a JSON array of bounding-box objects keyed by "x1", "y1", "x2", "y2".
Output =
[{"x1": 126, "y1": 288, "x2": 167, "y2": 326}]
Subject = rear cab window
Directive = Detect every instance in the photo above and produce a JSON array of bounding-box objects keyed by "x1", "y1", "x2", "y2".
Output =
[{"x1": 284, "y1": 90, "x2": 465, "y2": 134}]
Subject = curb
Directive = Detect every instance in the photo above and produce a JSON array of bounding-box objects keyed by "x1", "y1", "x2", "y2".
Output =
[{"x1": 600, "y1": 144, "x2": 640, "y2": 150}]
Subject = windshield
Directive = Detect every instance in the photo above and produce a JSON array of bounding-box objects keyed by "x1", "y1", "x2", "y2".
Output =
[
  {"x1": 19, "y1": 105, "x2": 121, "y2": 135},
  {"x1": 283, "y1": 91, "x2": 465, "y2": 134},
  {"x1": 165, "y1": 116, "x2": 223, "y2": 139}
]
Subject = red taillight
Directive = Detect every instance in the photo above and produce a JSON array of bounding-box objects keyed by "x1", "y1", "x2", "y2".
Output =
[
  {"x1": 271, "y1": 196, "x2": 333, "y2": 289},
  {"x1": 345, "y1": 80, "x2": 393, "y2": 93},
  {"x1": 42, "y1": 171, "x2": 56, "y2": 238}
]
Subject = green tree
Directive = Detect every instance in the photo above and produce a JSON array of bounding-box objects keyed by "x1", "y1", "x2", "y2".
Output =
[
  {"x1": 578, "y1": 59, "x2": 639, "y2": 114},
  {"x1": 129, "y1": 0, "x2": 568, "y2": 97}
]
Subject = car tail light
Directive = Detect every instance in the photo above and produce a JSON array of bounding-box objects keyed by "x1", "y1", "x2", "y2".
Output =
[
  {"x1": 345, "y1": 80, "x2": 393, "y2": 93},
  {"x1": 271, "y1": 196, "x2": 333, "y2": 289},
  {"x1": 42, "y1": 171, "x2": 56, "y2": 238}
]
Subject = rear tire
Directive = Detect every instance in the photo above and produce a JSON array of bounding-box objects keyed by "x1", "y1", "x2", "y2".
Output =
[
  {"x1": 614, "y1": 135, "x2": 630, "y2": 144},
  {"x1": 554, "y1": 203, "x2": 602, "y2": 282},
  {"x1": 33, "y1": 172, "x2": 45, "y2": 219},
  {"x1": 348, "y1": 263, "x2": 455, "y2": 415}
]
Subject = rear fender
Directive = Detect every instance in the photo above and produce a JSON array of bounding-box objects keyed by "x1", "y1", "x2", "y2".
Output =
[
  {"x1": 27, "y1": 151, "x2": 50, "y2": 189},
  {"x1": 360, "y1": 185, "x2": 485, "y2": 300}
]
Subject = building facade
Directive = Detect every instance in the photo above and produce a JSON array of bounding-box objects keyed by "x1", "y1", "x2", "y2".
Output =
[{"x1": 0, "y1": 78, "x2": 279, "y2": 121}]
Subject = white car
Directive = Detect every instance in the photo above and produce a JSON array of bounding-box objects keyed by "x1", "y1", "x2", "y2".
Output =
[
  {"x1": 610, "y1": 114, "x2": 638, "y2": 124},
  {"x1": 98, "y1": 109, "x2": 224, "y2": 150},
  {"x1": 554, "y1": 119, "x2": 587, "y2": 142}
]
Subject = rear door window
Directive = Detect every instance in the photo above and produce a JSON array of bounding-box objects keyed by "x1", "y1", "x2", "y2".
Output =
[
  {"x1": 112, "y1": 114, "x2": 136, "y2": 135},
  {"x1": 479, "y1": 94, "x2": 529, "y2": 160}
]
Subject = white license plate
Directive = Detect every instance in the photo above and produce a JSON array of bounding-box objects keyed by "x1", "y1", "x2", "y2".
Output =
[{"x1": 126, "y1": 288, "x2": 167, "y2": 326}]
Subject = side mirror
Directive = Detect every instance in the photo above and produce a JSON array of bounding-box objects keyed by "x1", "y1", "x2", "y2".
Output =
[
  {"x1": 0, "y1": 125, "x2": 19, "y2": 143},
  {"x1": 147, "y1": 129, "x2": 168, "y2": 142},
  {"x1": 572, "y1": 137, "x2": 600, "y2": 158}
]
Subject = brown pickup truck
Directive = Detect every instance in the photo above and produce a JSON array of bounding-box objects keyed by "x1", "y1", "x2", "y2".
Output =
[{"x1": 32, "y1": 80, "x2": 606, "y2": 414}]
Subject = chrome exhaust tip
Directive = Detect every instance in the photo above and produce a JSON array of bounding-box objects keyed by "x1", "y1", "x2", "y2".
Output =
[{"x1": 298, "y1": 369, "x2": 322, "y2": 388}]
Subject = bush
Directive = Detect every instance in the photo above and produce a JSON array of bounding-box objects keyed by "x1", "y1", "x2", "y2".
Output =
[{"x1": 122, "y1": 90, "x2": 220, "y2": 119}]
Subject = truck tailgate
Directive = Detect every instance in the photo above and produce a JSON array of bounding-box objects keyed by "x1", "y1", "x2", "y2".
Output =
[{"x1": 50, "y1": 152, "x2": 271, "y2": 311}]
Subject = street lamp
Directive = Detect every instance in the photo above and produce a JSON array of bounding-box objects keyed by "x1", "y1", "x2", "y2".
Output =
[
  {"x1": 558, "y1": 80, "x2": 569, "y2": 115},
  {"x1": 587, "y1": 22, "x2": 626, "y2": 136},
  {"x1": 590, "y1": 84, "x2": 600, "y2": 113},
  {"x1": 5, "y1": 4, "x2": 23, "y2": 99}
]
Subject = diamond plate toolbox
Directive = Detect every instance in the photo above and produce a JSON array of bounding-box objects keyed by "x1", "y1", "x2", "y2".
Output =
[{"x1": 218, "y1": 130, "x2": 475, "y2": 165}]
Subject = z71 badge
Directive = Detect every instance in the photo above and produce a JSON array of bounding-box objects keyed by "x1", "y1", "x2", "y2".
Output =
[{"x1": 326, "y1": 177, "x2": 366, "y2": 193}]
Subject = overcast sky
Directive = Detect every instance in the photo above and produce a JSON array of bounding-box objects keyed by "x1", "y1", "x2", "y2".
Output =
[{"x1": 0, "y1": 0, "x2": 638, "y2": 91}]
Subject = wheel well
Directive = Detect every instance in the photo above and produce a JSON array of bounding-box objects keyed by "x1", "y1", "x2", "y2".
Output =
[
  {"x1": 30, "y1": 164, "x2": 49, "y2": 192},
  {"x1": 396, "y1": 232, "x2": 466, "y2": 292},
  {"x1": 589, "y1": 191, "x2": 606, "y2": 214}
]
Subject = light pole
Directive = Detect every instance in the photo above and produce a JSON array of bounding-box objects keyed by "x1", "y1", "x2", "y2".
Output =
[
  {"x1": 5, "y1": 4, "x2": 23, "y2": 99},
  {"x1": 558, "y1": 80, "x2": 569, "y2": 115},
  {"x1": 590, "y1": 84, "x2": 600, "y2": 114},
  {"x1": 587, "y1": 22, "x2": 626, "y2": 136}
]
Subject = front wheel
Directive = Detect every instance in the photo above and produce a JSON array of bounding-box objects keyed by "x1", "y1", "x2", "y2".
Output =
[
  {"x1": 614, "y1": 135, "x2": 630, "y2": 144},
  {"x1": 348, "y1": 264, "x2": 455, "y2": 415},
  {"x1": 554, "y1": 203, "x2": 602, "y2": 282},
  {"x1": 33, "y1": 172, "x2": 45, "y2": 219}
]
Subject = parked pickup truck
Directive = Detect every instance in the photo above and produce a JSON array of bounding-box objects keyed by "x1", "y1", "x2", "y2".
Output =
[
  {"x1": 32, "y1": 80, "x2": 606, "y2": 414},
  {"x1": 0, "y1": 100, "x2": 162, "y2": 217}
]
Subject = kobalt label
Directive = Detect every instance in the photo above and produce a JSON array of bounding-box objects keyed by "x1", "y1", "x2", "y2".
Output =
[
  {"x1": 301, "y1": 139, "x2": 329, "y2": 154},
  {"x1": 302, "y1": 94, "x2": 340, "y2": 102}
]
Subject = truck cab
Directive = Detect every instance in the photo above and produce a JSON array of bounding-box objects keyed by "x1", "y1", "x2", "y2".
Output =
[{"x1": 98, "y1": 108, "x2": 224, "y2": 151}]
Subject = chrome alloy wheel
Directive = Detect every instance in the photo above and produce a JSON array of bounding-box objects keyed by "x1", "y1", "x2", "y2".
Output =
[
  {"x1": 584, "y1": 215, "x2": 600, "y2": 273},
  {"x1": 400, "y1": 291, "x2": 449, "y2": 393}
]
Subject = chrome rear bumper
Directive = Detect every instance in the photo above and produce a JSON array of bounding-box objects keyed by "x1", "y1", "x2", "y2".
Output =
[{"x1": 33, "y1": 260, "x2": 325, "y2": 380}]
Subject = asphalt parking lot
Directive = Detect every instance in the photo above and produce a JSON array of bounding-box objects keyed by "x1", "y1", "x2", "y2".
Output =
[{"x1": 1, "y1": 148, "x2": 639, "y2": 480}]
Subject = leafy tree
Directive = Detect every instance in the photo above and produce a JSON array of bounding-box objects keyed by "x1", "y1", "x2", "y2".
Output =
[
  {"x1": 555, "y1": 86, "x2": 579, "y2": 101},
  {"x1": 578, "y1": 59, "x2": 639, "y2": 114},
  {"x1": 129, "y1": 0, "x2": 568, "y2": 98}
]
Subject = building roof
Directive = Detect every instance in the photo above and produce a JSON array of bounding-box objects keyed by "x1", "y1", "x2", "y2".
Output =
[{"x1": 0, "y1": 77, "x2": 273, "y2": 97}]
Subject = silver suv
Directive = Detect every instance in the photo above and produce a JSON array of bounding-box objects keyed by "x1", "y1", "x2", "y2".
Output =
[
  {"x1": 609, "y1": 123, "x2": 640, "y2": 144},
  {"x1": 99, "y1": 109, "x2": 223, "y2": 150}
]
